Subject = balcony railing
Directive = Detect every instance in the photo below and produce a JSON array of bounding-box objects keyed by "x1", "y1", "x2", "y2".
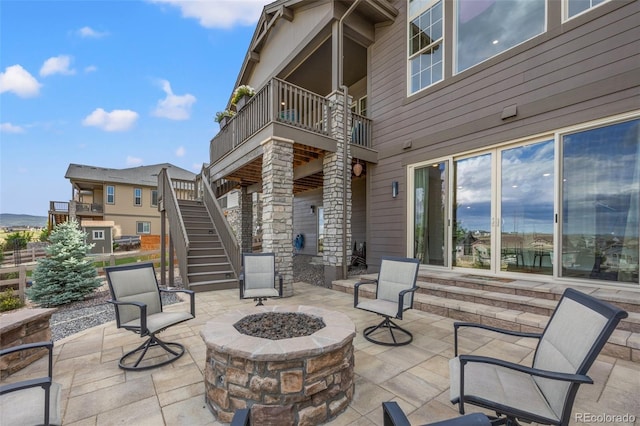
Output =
[
  {"x1": 210, "y1": 78, "x2": 332, "y2": 165},
  {"x1": 74, "y1": 202, "x2": 104, "y2": 215}
]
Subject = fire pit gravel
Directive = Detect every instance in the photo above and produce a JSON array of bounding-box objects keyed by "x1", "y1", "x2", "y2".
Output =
[{"x1": 234, "y1": 312, "x2": 325, "y2": 339}]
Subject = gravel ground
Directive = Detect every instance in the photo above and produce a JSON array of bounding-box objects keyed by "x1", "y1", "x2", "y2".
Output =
[{"x1": 48, "y1": 255, "x2": 367, "y2": 341}]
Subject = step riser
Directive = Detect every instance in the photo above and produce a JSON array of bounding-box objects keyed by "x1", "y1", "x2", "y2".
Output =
[
  {"x1": 189, "y1": 242, "x2": 223, "y2": 249},
  {"x1": 189, "y1": 272, "x2": 235, "y2": 282},
  {"x1": 189, "y1": 280, "x2": 238, "y2": 293},
  {"x1": 188, "y1": 248, "x2": 226, "y2": 256},
  {"x1": 189, "y1": 263, "x2": 232, "y2": 273},
  {"x1": 188, "y1": 255, "x2": 228, "y2": 265}
]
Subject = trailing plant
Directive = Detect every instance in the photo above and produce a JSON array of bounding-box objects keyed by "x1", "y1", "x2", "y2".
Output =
[
  {"x1": 27, "y1": 219, "x2": 101, "y2": 307},
  {"x1": 231, "y1": 84, "x2": 255, "y2": 105},
  {"x1": 215, "y1": 109, "x2": 236, "y2": 123}
]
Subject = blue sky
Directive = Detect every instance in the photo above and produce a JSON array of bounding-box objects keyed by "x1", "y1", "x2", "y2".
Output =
[{"x1": 1, "y1": 0, "x2": 267, "y2": 216}]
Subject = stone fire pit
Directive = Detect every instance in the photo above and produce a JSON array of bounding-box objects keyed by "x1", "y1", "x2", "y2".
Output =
[{"x1": 200, "y1": 305, "x2": 356, "y2": 425}]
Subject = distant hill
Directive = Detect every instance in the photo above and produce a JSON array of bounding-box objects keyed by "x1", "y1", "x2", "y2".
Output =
[{"x1": 0, "y1": 213, "x2": 48, "y2": 228}]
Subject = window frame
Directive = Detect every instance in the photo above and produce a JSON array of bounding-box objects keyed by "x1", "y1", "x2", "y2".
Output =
[
  {"x1": 134, "y1": 188, "x2": 142, "y2": 207},
  {"x1": 151, "y1": 190, "x2": 158, "y2": 207},
  {"x1": 93, "y1": 230, "x2": 105, "y2": 240},
  {"x1": 106, "y1": 185, "x2": 115, "y2": 205},
  {"x1": 407, "y1": 0, "x2": 445, "y2": 96},
  {"x1": 136, "y1": 221, "x2": 151, "y2": 234},
  {"x1": 563, "y1": 0, "x2": 609, "y2": 21}
]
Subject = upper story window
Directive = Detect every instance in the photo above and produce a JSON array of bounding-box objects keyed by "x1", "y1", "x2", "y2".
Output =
[
  {"x1": 106, "y1": 185, "x2": 115, "y2": 204},
  {"x1": 566, "y1": 0, "x2": 607, "y2": 19},
  {"x1": 408, "y1": 0, "x2": 444, "y2": 94},
  {"x1": 151, "y1": 190, "x2": 158, "y2": 207},
  {"x1": 455, "y1": 0, "x2": 545, "y2": 73},
  {"x1": 134, "y1": 188, "x2": 142, "y2": 206}
]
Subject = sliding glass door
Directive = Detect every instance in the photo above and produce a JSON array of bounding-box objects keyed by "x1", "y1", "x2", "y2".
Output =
[{"x1": 414, "y1": 161, "x2": 448, "y2": 266}]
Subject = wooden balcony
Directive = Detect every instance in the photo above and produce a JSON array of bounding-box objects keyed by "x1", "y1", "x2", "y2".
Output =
[{"x1": 208, "y1": 78, "x2": 375, "y2": 193}]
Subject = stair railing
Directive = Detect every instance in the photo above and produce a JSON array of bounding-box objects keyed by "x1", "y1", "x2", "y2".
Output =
[
  {"x1": 159, "y1": 168, "x2": 190, "y2": 287},
  {"x1": 201, "y1": 174, "x2": 241, "y2": 276}
]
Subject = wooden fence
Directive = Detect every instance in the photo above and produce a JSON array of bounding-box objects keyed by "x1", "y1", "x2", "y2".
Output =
[{"x1": 0, "y1": 249, "x2": 162, "y2": 303}]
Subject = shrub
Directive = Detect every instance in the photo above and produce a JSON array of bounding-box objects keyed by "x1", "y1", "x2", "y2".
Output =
[
  {"x1": 0, "y1": 288, "x2": 24, "y2": 312},
  {"x1": 27, "y1": 220, "x2": 101, "y2": 307},
  {"x1": 5, "y1": 231, "x2": 33, "y2": 250}
]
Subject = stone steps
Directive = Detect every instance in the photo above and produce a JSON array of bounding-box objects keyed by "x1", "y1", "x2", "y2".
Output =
[{"x1": 332, "y1": 275, "x2": 639, "y2": 362}]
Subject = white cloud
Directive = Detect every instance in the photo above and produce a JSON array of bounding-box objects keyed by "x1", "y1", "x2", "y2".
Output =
[
  {"x1": 85, "y1": 65, "x2": 98, "y2": 73},
  {"x1": 0, "y1": 65, "x2": 42, "y2": 98},
  {"x1": 40, "y1": 55, "x2": 76, "y2": 77},
  {"x1": 148, "y1": 0, "x2": 264, "y2": 28},
  {"x1": 1, "y1": 122, "x2": 25, "y2": 133},
  {"x1": 152, "y1": 79, "x2": 196, "y2": 120},
  {"x1": 77, "y1": 26, "x2": 109, "y2": 38},
  {"x1": 176, "y1": 146, "x2": 186, "y2": 157},
  {"x1": 82, "y1": 108, "x2": 139, "y2": 132},
  {"x1": 126, "y1": 156, "x2": 143, "y2": 166}
]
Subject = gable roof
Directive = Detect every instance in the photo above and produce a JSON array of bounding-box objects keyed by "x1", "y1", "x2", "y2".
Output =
[{"x1": 65, "y1": 163, "x2": 195, "y2": 187}]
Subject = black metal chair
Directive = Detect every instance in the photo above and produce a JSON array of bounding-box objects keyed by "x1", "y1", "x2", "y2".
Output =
[
  {"x1": 0, "y1": 341, "x2": 62, "y2": 425},
  {"x1": 104, "y1": 262, "x2": 195, "y2": 371},
  {"x1": 383, "y1": 402, "x2": 492, "y2": 426},
  {"x1": 239, "y1": 252, "x2": 283, "y2": 306},
  {"x1": 449, "y1": 287, "x2": 628, "y2": 426},
  {"x1": 354, "y1": 256, "x2": 420, "y2": 346}
]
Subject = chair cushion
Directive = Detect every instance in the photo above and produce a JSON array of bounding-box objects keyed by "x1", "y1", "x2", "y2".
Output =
[
  {"x1": 356, "y1": 299, "x2": 400, "y2": 318},
  {"x1": 123, "y1": 311, "x2": 194, "y2": 334},
  {"x1": 0, "y1": 381, "x2": 62, "y2": 426},
  {"x1": 243, "y1": 255, "x2": 276, "y2": 291},
  {"x1": 243, "y1": 288, "x2": 280, "y2": 299},
  {"x1": 449, "y1": 357, "x2": 559, "y2": 424}
]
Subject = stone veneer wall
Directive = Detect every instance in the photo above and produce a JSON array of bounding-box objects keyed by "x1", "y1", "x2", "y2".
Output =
[
  {"x1": 261, "y1": 137, "x2": 294, "y2": 296},
  {"x1": 0, "y1": 308, "x2": 55, "y2": 379},
  {"x1": 204, "y1": 340, "x2": 354, "y2": 425}
]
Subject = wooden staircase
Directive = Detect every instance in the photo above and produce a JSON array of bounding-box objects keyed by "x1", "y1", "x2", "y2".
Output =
[
  {"x1": 332, "y1": 270, "x2": 640, "y2": 361},
  {"x1": 178, "y1": 200, "x2": 237, "y2": 292}
]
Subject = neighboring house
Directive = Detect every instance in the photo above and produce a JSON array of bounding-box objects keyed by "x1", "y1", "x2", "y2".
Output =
[
  {"x1": 192, "y1": 0, "x2": 639, "y2": 291},
  {"x1": 49, "y1": 163, "x2": 196, "y2": 240}
]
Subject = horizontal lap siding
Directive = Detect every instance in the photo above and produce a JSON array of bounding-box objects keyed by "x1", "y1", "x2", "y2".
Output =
[{"x1": 366, "y1": 0, "x2": 640, "y2": 267}]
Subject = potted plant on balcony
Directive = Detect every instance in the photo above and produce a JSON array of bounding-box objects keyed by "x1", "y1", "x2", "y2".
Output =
[
  {"x1": 231, "y1": 84, "x2": 255, "y2": 110},
  {"x1": 215, "y1": 110, "x2": 235, "y2": 128}
]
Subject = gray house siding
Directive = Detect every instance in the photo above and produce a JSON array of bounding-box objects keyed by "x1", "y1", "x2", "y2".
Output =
[
  {"x1": 293, "y1": 188, "x2": 323, "y2": 255},
  {"x1": 366, "y1": 0, "x2": 640, "y2": 268}
]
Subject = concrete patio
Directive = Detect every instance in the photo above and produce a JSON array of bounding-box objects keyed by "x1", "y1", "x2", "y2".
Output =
[{"x1": 4, "y1": 282, "x2": 639, "y2": 425}]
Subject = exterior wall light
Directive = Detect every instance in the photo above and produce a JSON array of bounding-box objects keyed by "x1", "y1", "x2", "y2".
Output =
[{"x1": 392, "y1": 181, "x2": 399, "y2": 198}]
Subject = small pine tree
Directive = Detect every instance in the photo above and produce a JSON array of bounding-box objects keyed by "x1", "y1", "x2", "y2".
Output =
[{"x1": 28, "y1": 219, "x2": 101, "y2": 307}]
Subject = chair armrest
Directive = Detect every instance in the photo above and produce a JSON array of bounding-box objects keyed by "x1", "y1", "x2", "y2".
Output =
[
  {"x1": 0, "y1": 341, "x2": 54, "y2": 383},
  {"x1": 354, "y1": 278, "x2": 378, "y2": 307},
  {"x1": 0, "y1": 377, "x2": 52, "y2": 395},
  {"x1": 230, "y1": 408, "x2": 251, "y2": 426},
  {"x1": 160, "y1": 288, "x2": 195, "y2": 317},
  {"x1": 396, "y1": 286, "x2": 418, "y2": 319},
  {"x1": 108, "y1": 299, "x2": 147, "y2": 332},
  {"x1": 382, "y1": 401, "x2": 411, "y2": 426},
  {"x1": 458, "y1": 355, "x2": 594, "y2": 384},
  {"x1": 453, "y1": 322, "x2": 542, "y2": 356},
  {"x1": 239, "y1": 271, "x2": 245, "y2": 298},
  {"x1": 276, "y1": 273, "x2": 283, "y2": 297}
]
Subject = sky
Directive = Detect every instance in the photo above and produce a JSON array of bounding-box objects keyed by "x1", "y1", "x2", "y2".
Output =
[{"x1": 1, "y1": 0, "x2": 269, "y2": 216}]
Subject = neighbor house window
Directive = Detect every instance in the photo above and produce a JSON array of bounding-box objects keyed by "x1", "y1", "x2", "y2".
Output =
[
  {"x1": 106, "y1": 186, "x2": 115, "y2": 204},
  {"x1": 566, "y1": 0, "x2": 607, "y2": 19},
  {"x1": 134, "y1": 188, "x2": 142, "y2": 206},
  {"x1": 151, "y1": 190, "x2": 158, "y2": 207},
  {"x1": 136, "y1": 222, "x2": 151, "y2": 234},
  {"x1": 455, "y1": 0, "x2": 545, "y2": 73},
  {"x1": 409, "y1": 0, "x2": 443, "y2": 94},
  {"x1": 93, "y1": 230, "x2": 105, "y2": 240}
]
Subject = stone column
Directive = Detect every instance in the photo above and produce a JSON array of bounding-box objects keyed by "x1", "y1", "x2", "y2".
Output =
[
  {"x1": 323, "y1": 91, "x2": 352, "y2": 286},
  {"x1": 261, "y1": 137, "x2": 294, "y2": 296},
  {"x1": 238, "y1": 187, "x2": 253, "y2": 253}
]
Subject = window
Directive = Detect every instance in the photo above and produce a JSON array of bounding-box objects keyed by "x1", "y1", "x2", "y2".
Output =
[
  {"x1": 134, "y1": 188, "x2": 142, "y2": 206},
  {"x1": 455, "y1": 0, "x2": 545, "y2": 73},
  {"x1": 106, "y1": 186, "x2": 115, "y2": 204},
  {"x1": 409, "y1": 0, "x2": 443, "y2": 93},
  {"x1": 151, "y1": 190, "x2": 158, "y2": 207},
  {"x1": 93, "y1": 230, "x2": 105, "y2": 240},
  {"x1": 560, "y1": 119, "x2": 639, "y2": 283},
  {"x1": 566, "y1": 0, "x2": 607, "y2": 19},
  {"x1": 408, "y1": 116, "x2": 639, "y2": 286},
  {"x1": 136, "y1": 222, "x2": 151, "y2": 234}
]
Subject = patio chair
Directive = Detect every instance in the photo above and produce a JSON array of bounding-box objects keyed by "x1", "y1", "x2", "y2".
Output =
[
  {"x1": 104, "y1": 262, "x2": 195, "y2": 371},
  {"x1": 354, "y1": 256, "x2": 420, "y2": 346},
  {"x1": 0, "y1": 341, "x2": 62, "y2": 426},
  {"x1": 449, "y1": 287, "x2": 628, "y2": 426},
  {"x1": 239, "y1": 252, "x2": 283, "y2": 306},
  {"x1": 383, "y1": 402, "x2": 491, "y2": 426}
]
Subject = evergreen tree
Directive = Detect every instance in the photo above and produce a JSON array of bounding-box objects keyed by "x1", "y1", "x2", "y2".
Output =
[{"x1": 28, "y1": 220, "x2": 101, "y2": 307}]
